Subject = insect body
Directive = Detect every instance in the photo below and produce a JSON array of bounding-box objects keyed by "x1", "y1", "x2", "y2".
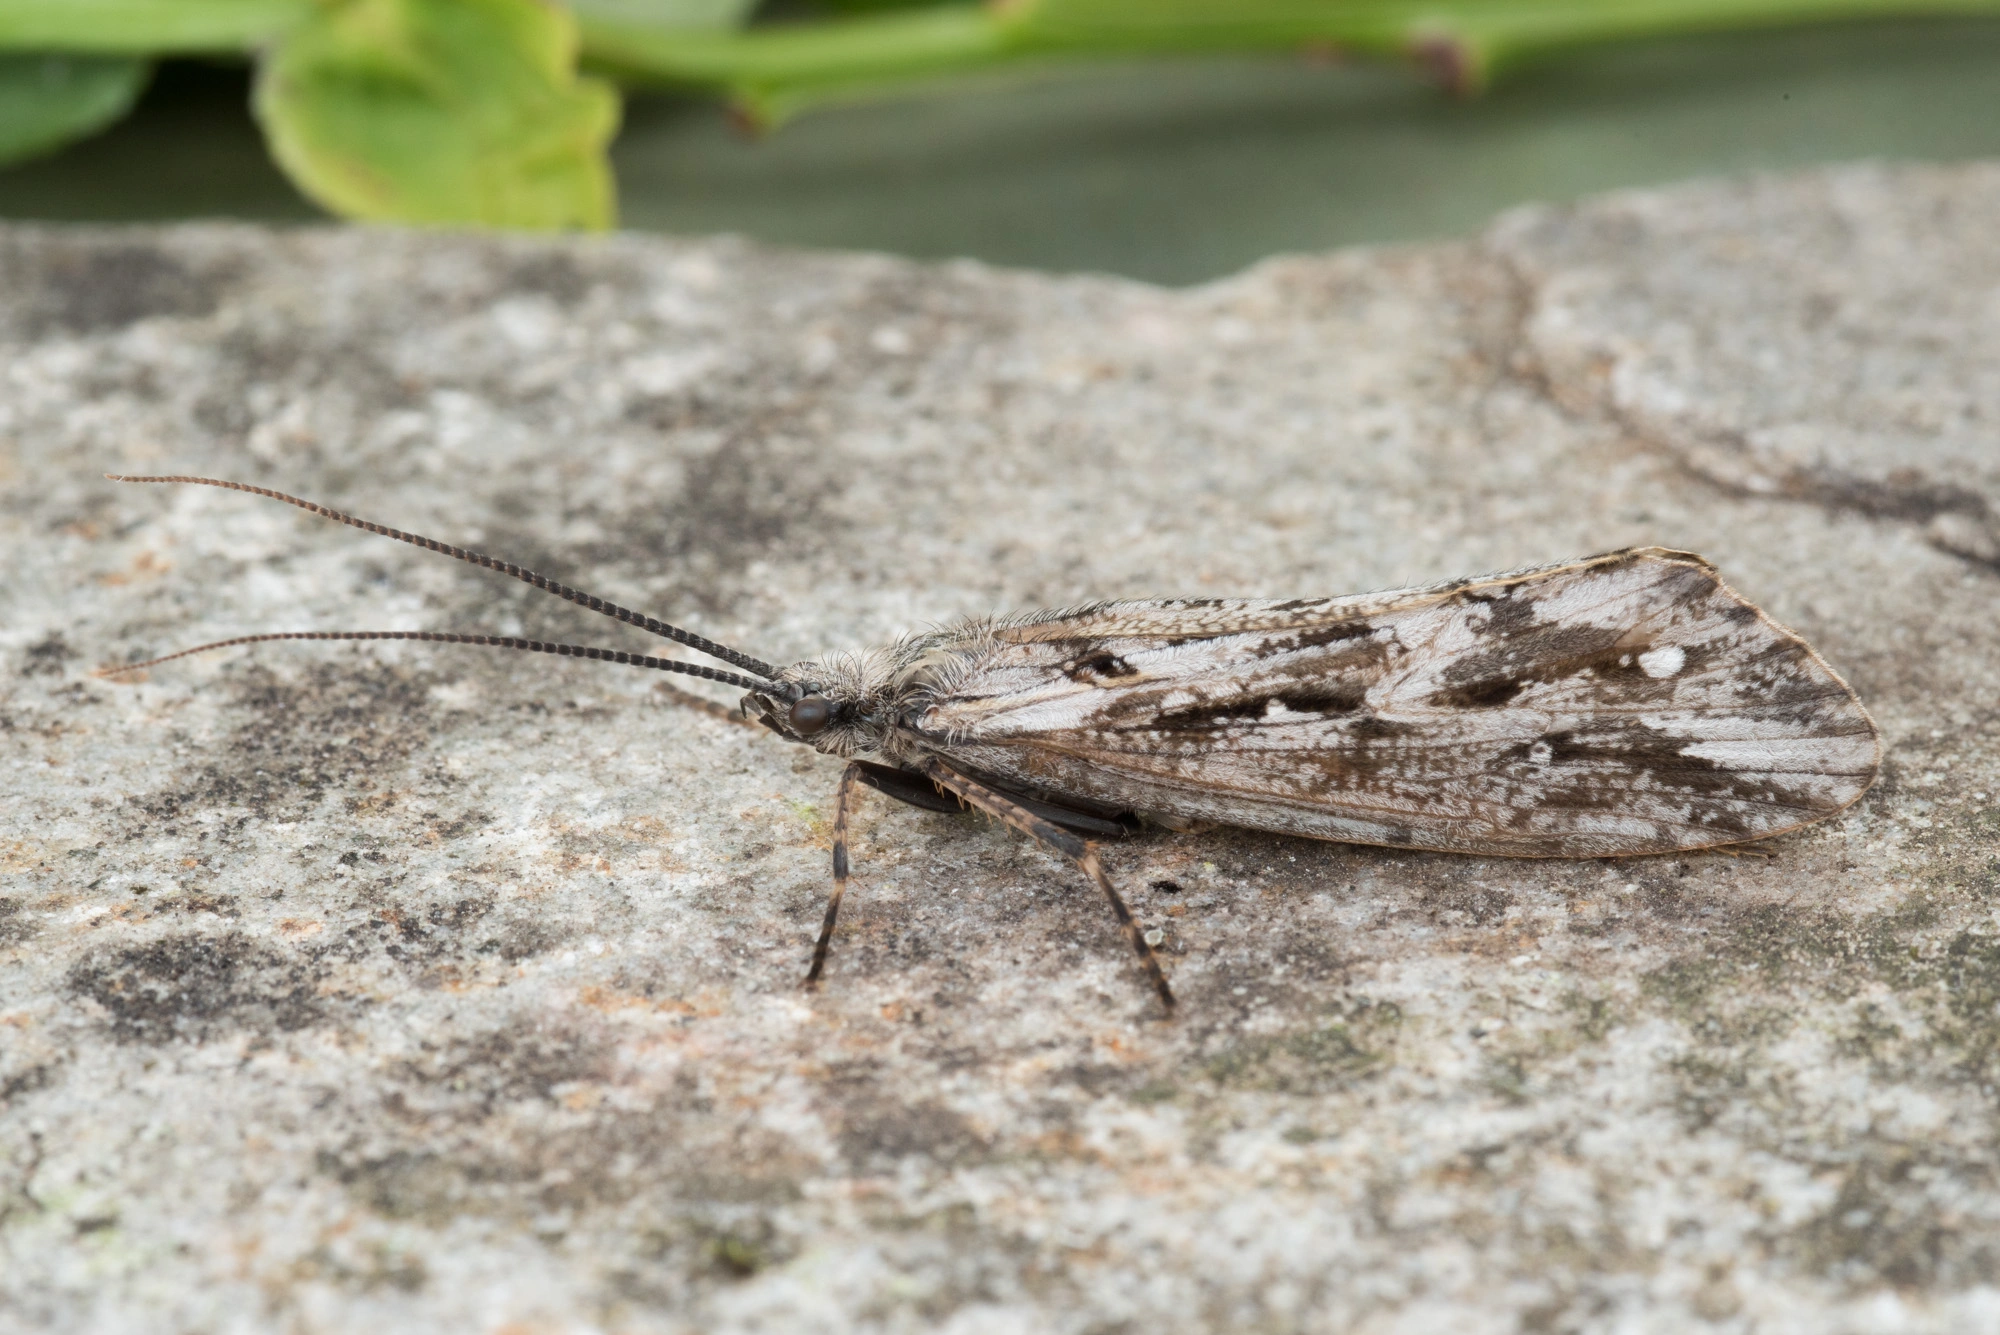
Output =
[{"x1": 106, "y1": 477, "x2": 1881, "y2": 1011}]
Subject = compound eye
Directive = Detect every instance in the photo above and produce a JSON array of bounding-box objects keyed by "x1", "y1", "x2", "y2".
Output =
[{"x1": 788, "y1": 695, "x2": 833, "y2": 736}]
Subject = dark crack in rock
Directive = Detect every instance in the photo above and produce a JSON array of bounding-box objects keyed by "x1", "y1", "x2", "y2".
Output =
[{"x1": 1492, "y1": 163, "x2": 2000, "y2": 570}]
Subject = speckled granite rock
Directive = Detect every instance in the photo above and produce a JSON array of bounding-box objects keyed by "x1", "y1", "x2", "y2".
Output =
[{"x1": 4, "y1": 162, "x2": 1998, "y2": 1335}]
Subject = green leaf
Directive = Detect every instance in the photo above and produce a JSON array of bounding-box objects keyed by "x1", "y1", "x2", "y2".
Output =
[
  {"x1": 0, "y1": 53, "x2": 148, "y2": 166},
  {"x1": 254, "y1": 0, "x2": 620, "y2": 230}
]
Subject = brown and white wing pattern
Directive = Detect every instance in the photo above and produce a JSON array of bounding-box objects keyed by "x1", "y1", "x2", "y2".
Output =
[{"x1": 904, "y1": 550, "x2": 1879, "y2": 856}]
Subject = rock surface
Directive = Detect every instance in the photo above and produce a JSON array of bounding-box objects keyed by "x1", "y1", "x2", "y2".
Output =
[{"x1": 3, "y1": 162, "x2": 1998, "y2": 1334}]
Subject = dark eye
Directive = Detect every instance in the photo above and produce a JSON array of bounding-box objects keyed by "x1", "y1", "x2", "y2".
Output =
[{"x1": 788, "y1": 695, "x2": 833, "y2": 736}]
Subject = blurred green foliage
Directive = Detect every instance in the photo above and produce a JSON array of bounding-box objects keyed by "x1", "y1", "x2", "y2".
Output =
[
  {"x1": 0, "y1": 0, "x2": 1996, "y2": 230},
  {"x1": 0, "y1": 53, "x2": 147, "y2": 162},
  {"x1": 257, "y1": 0, "x2": 618, "y2": 227}
]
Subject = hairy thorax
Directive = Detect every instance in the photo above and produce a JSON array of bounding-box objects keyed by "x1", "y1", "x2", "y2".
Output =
[{"x1": 761, "y1": 626, "x2": 997, "y2": 760}]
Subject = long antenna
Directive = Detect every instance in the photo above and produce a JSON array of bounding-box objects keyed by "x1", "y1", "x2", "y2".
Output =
[
  {"x1": 107, "y1": 475, "x2": 781, "y2": 682},
  {"x1": 95, "y1": 631, "x2": 772, "y2": 692}
]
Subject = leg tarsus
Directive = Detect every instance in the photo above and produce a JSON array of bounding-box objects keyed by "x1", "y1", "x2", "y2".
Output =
[{"x1": 1078, "y1": 845, "x2": 1176, "y2": 1011}]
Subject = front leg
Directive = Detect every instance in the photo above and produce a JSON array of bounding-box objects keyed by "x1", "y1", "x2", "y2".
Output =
[
  {"x1": 804, "y1": 762, "x2": 865, "y2": 987},
  {"x1": 916, "y1": 755, "x2": 1175, "y2": 1012}
]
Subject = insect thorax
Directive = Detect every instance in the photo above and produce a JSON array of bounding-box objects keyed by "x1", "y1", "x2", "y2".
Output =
[{"x1": 752, "y1": 628, "x2": 983, "y2": 759}]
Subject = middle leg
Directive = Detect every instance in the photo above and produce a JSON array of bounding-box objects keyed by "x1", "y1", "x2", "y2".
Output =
[{"x1": 916, "y1": 755, "x2": 1175, "y2": 1011}]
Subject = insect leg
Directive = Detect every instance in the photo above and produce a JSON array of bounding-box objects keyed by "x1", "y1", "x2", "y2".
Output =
[
  {"x1": 653, "y1": 680, "x2": 763, "y2": 729},
  {"x1": 805, "y1": 763, "x2": 865, "y2": 988},
  {"x1": 852, "y1": 760, "x2": 969, "y2": 814},
  {"x1": 854, "y1": 760, "x2": 1139, "y2": 839},
  {"x1": 915, "y1": 756, "x2": 1174, "y2": 1012}
]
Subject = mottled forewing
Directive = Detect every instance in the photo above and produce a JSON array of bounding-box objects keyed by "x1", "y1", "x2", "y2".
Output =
[{"x1": 911, "y1": 550, "x2": 1879, "y2": 855}]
